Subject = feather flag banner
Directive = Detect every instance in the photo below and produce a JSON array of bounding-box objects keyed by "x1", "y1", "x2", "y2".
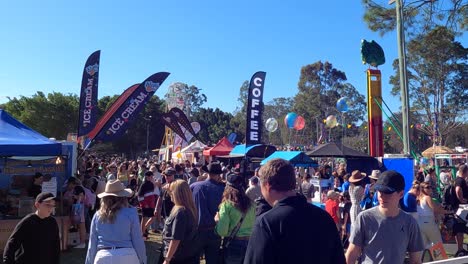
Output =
[
  {"x1": 88, "y1": 72, "x2": 170, "y2": 143},
  {"x1": 246, "y1": 71, "x2": 266, "y2": 147},
  {"x1": 78, "y1": 50, "x2": 100, "y2": 136}
]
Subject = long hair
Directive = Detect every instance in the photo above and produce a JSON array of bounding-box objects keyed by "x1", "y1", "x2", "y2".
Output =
[
  {"x1": 169, "y1": 179, "x2": 198, "y2": 224},
  {"x1": 221, "y1": 185, "x2": 251, "y2": 214},
  {"x1": 410, "y1": 180, "x2": 421, "y2": 192},
  {"x1": 98, "y1": 196, "x2": 129, "y2": 224},
  {"x1": 419, "y1": 181, "x2": 431, "y2": 198}
]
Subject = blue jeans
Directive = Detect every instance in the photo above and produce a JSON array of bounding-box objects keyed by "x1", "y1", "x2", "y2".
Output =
[
  {"x1": 196, "y1": 229, "x2": 221, "y2": 264},
  {"x1": 224, "y1": 239, "x2": 248, "y2": 264}
]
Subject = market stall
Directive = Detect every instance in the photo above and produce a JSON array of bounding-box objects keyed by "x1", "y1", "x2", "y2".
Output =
[
  {"x1": 306, "y1": 142, "x2": 379, "y2": 175},
  {"x1": 260, "y1": 151, "x2": 318, "y2": 167},
  {"x1": 171, "y1": 140, "x2": 207, "y2": 164},
  {"x1": 203, "y1": 137, "x2": 234, "y2": 158},
  {"x1": 0, "y1": 110, "x2": 66, "y2": 250}
]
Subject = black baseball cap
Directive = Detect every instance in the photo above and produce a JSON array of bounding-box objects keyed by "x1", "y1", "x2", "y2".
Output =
[
  {"x1": 374, "y1": 170, "x2": 405, "y2": 194},
  {"x1": 164, "y1": 168, "x2": 176, "y2": 175},
  {"x1": 227, "y1": 173, "x2": 243, "y2": 188},
  {"x1": 35, "y1": 192, "x2": 57, "y2": 203}
]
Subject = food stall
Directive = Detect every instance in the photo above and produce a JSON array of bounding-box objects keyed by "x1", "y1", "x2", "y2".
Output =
[{"x1": 0, "y1": 110, "x2": 69, "y2": 250}]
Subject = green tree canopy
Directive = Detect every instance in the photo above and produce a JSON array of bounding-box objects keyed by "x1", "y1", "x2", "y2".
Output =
[
  {"x1": 362, "y1": 0, "x2": 467, "y2": 36},
  {"x1": 3, "y1": 92, "x2": 79, "y2": 139},
  {"x1": 191, "y1": 107, "x2": 236, "y2": 145},
  {"x1": 389, "y1": 26, "x2": 468, "y2": 145},
  {"x1": 293, "y1": 61, "x2": 367, "y2": 144}
]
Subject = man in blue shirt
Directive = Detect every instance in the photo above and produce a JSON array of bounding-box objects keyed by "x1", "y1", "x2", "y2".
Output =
[{"x1": 190, "y1": 161, "x2": 225, "y2": 264}]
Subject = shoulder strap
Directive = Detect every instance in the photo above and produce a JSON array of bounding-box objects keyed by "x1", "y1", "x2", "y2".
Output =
[{"x1": 224, "y1": 211, "x2": 247, "y2": 248}]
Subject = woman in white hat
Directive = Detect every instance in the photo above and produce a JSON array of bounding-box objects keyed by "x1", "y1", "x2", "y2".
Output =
[{"x1": 85, "y1": 180, "x2": 146, "y2": 264}]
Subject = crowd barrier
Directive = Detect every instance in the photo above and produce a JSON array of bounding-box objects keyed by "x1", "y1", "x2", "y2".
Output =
[{"x1": 426, "y1": 256, "x2": 468, "y2": 264}]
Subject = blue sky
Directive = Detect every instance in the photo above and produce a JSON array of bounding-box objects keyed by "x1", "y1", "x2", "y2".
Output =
[{"x1": 0, "y1": 1, "x2": 465, "y2": 118}]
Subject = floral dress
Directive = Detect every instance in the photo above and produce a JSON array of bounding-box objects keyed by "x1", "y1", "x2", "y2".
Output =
[{"x1": 349, "y1": 185, "x2": 365, "y2": 230}]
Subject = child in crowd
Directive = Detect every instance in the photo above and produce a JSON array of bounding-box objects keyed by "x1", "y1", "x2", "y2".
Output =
[
  {"x1": 71, "y1": 185, "x2": 87, "y2": 248},
  {"x1": 325, "y1": 190, "x2": 340, "y2": 231}
]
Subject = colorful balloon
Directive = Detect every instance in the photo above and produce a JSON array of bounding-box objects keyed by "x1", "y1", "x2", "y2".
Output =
[
  {"x1": 284, "y1": 112, "x2": 298, "y2": 129},
  {"x1": 294, "y1": 116, "x2": 305, "y2": 130},
  {"x1": 420, "y1": 157, "x2": 429, "y2": 166},
  {"x1": 325, "y1": 115, "x2": 338, "y2": 128},
  {"x1": 336, "y1": 97, "x2": 349, "y2": 113},
  {"x1": 265, "y1": 118, "x2": 278, "y2": 132}
]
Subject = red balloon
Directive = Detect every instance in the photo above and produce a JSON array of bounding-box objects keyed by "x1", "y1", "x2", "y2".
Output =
[{"x1": 294, "y1": 116, "x2": 305, "y2": 130}]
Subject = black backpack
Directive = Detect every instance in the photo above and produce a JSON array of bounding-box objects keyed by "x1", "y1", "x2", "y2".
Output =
[{"x1": 442, "y1": 184, "x2": 458, "y2": 210}]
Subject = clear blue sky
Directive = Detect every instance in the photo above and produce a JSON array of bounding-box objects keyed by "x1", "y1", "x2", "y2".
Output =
[{"x1": 0, "y1": 1, "x2": 465, "y2": 118}]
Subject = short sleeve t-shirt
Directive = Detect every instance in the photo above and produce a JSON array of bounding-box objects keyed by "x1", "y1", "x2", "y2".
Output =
[
  {"x1": 454, "y1": 177, "x2": 468, "y2": 201},
  {"x1": 325, "y1": 199, "x2": 339, "y2": 224},
  {"x1": 349, "y1": 207, "x2": 424, "y2": 264},
  {"x1": 162, "y1": 208, "x2": 197, "y2": 261}
]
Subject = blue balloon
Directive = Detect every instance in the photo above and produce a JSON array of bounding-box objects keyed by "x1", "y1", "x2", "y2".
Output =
[
  {"x1": 284, "y1": 112, "x2": 298, "y2": 129},
  {"x1": 420, "y1": 157, "x2": 429, "y2": 166},
  {"x1": 336, "y1": 97, "x2": 349, "y2": 113}
]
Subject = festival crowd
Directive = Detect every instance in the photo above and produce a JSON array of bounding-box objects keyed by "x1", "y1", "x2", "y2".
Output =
[{"x1": 2, "y1": 153, "x2": 468, "y2": 264}]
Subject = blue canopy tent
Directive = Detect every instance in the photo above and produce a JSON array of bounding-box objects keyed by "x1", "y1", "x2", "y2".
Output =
[
  {"x1": 0, "y1": 110, "x2": 62, "y2": 156},
  {"x1": 261, "y1": 151, "x2": 318, "y2": 167},
  {"x1": 229, "y1": 144, "x2": 277, "y2": 158}
]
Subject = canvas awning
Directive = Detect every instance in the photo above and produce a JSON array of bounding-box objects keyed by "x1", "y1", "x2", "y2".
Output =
[
  {"x1": 422, "y1": 145, "x2": 454, "y2": 158},
  {"x1": 261, "y1": 151, "x2": 318, "y2": 167},
  {"x1": 0, "y1": 110, "x2": 62, "y2": 156},
  {"x1": 230, "y1": 144, "x2": 277, "y2": 158},
  {"x1": 306, "y1": 142, "x2": 371, "y2": 158},
  {"x1": 181, "y1": 140, "x2": 207, "y2": 153},
  {"x1": 203, "y1": 137, "x2": 234, "y2": 156}
]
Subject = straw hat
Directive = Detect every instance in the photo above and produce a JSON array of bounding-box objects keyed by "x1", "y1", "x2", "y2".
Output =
[
  {"x1": 97, "y1": 179, "x2": 133, "y2": 198},
  {"x1": 370, "y1": 170, "x2": 381, "y2": 180},
  {"x1": 349, "y1": 170, "x2": 367, "y2": 183}
]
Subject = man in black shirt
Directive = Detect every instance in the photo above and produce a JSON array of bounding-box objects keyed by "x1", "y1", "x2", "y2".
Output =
[
  {"x1": 244, "y1": 159, "x2": 345, "y2": 264},
  {"x1": 3, "y1": 192, "x2": 60, "y2": 264},
  {"x1": 454, "y1": 164, "x2": 468, "y2": 255}
]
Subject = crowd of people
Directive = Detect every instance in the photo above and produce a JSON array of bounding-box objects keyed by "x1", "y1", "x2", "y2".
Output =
[{"x1": 2, "y1": 152, "x2": 468, "y2": 264}]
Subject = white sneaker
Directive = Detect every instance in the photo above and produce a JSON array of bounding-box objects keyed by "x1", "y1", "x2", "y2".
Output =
[{"x1": 74, "y1": 243, "x2": 86, "y2": 249}]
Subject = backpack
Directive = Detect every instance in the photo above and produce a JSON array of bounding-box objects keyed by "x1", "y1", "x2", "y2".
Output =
[{"x1": 442, "y1": 184, "x2": 458, "y2": 210}]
